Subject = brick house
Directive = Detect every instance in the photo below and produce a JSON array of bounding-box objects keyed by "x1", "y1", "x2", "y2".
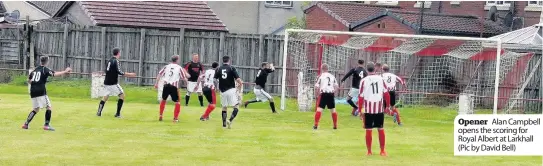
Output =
[{"x1": 305, "y1": 1, "x2": 542, "y2": 36}]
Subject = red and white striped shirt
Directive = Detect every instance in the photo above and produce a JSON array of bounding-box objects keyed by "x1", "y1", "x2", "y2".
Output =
[
  {"x1": 358, "y1": 74, "x2": 391, "y2": 114},
  {"x1": 381, "y1": 72, "x2": 405, "y2": 91},
  {"x1": 158, "y1": 63, "x2": 186, "y2": 88}
]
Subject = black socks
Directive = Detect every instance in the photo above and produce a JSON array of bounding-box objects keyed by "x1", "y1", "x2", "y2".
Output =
[
  {"x1": 97, "y1": 100, "x2": 105, "y2": 116},
  {"x1": 347, "y1": 99, "x2": 358, "y2": 109},
  {"x1": 45, "y1": 110, "x2": 52, "y2": 126},
  {"x1": 116, "y1": 99, "x2": 124, "y2": 116},
  {"x1": 198, "y1": 95, "x2": 204, "y2": 107},
  {"x1": 185, "y1": 95, "x2": 190, "y2": 106},
  {"x1": 269, "y1": 102, "x2": 276, "y2": 113},
  {"x1": 25, "y1": 110, "x2": 37, "y2": 125},
  {"x1": 229, "y1": 108, "x2": 239, "y2": 122},
  {"x1": 222, "y1": 111, "x2": 227, "y2": 127}
]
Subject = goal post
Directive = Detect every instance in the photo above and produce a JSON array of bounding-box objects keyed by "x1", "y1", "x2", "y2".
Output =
[{"x1": 280, "y1": 29, "x2": 524, "y2": 114}]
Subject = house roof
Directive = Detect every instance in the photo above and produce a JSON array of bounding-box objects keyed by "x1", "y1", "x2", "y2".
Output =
[
  {"x1": 304, "y1": 2, "x2": 399, "y2": 28},
  {"x1": 77, "y1": 1, "x2": 227, "y2": 31},
  {"x1": 353, "y1": 10, "x2": 508, "y2": 36},
  {"x1": 0, "y1": 2, "x2": 6, "y2": 13},
  {"x1": 27, "y1": 1, "x2": 68, "y2": 16}
]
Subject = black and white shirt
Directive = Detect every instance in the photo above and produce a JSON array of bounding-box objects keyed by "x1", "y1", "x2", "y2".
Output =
[
  {"x1": 214, "y1": 64, "x2": 240, "y2": 93},
  {"x1": 29, "y1": 66, "x2": 55, "y2": 98},
  {"x1": 104, "y1": 57, "x2": 125, "y2": 85}
]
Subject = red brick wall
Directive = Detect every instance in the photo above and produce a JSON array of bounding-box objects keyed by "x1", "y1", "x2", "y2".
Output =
[
  {"x1": 305, "y1": 7, "x2": 349, "y2": 31},
  {"x1": 399, "y1": 1, "x2": 541, "y2": 27},
  {"x1": 353, "y1": 16, "x2": 416, "y2": 35}
]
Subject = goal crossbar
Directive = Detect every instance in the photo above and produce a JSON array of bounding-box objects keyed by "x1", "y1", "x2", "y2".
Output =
[{"x1": 280, "y1": 29, "x2": 503, "y2": 114}]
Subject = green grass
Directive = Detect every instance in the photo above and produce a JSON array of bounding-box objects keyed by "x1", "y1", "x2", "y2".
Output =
[{"x1": 0, "y1": 79, "x2": 541, "y2": 165}]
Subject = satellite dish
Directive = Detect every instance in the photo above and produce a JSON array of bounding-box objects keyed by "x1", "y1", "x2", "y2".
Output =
[
  {"x1": 486, "y1": 6, "x2": 498, "y2": 22},
  {"x1": 503, "y1": 12, "x2": 513, "y2": 27},
  {"x1": 511, "y1": 17, "x2": 524, "y2": 31}
]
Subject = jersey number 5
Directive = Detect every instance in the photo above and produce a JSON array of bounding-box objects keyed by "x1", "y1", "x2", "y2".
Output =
[
  {"x1": 370, "y1": 82, "x2": 378, "y2": 94},
  {"x1": 31, "y1": 72, "x2": 41, "y2": 82},
  {"x1": 221, "y1": 69, "x2": 227, "y2": 79},
  {"x1": 169, "y1": 68, "x2": 174, "y2": 77}
]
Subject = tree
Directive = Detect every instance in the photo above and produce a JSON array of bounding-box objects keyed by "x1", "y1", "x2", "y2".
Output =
[{"x1": 285, "y1": 1, "x2": 312, "y2": 29}]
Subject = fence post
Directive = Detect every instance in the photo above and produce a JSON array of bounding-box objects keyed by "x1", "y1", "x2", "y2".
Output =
[
  {"x1": 29, "y1": 41, "x2": 34, "y2": 68},
  {"x1": 258, "y1": 34, "x2": 265, "y2": 61},
  {"x1": 100, "y1": 27, "x2": 106, "y2": 70},
  {"x1": 138, "y1": 28, "x2": 146, "y2": 86},
  {"x1": 24, "y1": 16, "x2": 30, "y2": 69},
  {"x1": 219, "y1": 32, "x2": 225, "y2": 60},
  {"x1": 179, "y1": 28, "x2": 185, "y2": 57},
  {"x1": 62, "y1": 23, "x2": 69, "y2": 68}
]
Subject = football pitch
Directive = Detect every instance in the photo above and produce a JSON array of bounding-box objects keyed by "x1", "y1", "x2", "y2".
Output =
[{"x1": 0, "y1": 81, "x2": 540, "y2": 165}]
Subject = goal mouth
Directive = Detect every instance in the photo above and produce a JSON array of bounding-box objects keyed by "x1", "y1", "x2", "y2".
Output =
[{"x1": 281, "y1": 30, "x2": 542, "y2": 114}]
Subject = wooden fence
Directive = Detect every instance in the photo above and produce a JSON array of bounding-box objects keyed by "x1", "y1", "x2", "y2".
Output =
[{"x1": 27, "y1": 22, "x2": 286, "y2": 93}]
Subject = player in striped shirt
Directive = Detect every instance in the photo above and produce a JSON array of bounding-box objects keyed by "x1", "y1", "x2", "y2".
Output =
[
  {"x1": 199, "y1": 62, "x2": 219, "y2": 121},
  {"x1": 313, "y1": 64, "x2": 339, "y2": 130},
  {"x1": 358, "y1": 62, "x2": 391, "y2": 156},
  {"x1": 381, "y1": 64, "x2": 407, "y2": 126},
  {"x1": 154, "y1": 55, "x2": 189, "y2": 122}
]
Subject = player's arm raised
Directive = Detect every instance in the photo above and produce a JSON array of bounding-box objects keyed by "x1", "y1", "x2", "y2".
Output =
[
  {"x1": 51, "y1": 67, "x2": 72, "y2": 77},
  {"x1": 340, "y1": 68, "x2": 354, "y2": 83},
  {"x1": 116, "y1": 61, "x2": 136, "y2": 77},
  {"x1": 266, "y1": 63, "x2": 275, "y2": 73},
  {"x1": 397, "y1": 75, "x2": 407, "y2": 90}
]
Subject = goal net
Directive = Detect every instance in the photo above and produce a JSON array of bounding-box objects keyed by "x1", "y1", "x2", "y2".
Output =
[{"x1": 280, "y1": 29, "x2": 542, "y2": 114}]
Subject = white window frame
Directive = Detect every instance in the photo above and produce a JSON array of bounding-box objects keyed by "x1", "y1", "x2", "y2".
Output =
[
  {"x1": 525, "y1": 1, "x2": 543, "y2": 12},
  {"x1": 484, "y1": 1, "x2": 512, "y2": 10},
  {"x1": 414, "y1": 1, "x2": 431, "y2": 8},
  {"x1": 264, "y1": 1, "x2": 293, "y2": 8},
  {"x1": 375, "y1": 1, "x2": 398, "y2": 6},
  {"x1": 450, "y1": 1, "x2": 460, "y2": 5}
]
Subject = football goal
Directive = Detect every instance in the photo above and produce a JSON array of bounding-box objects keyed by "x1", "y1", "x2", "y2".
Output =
[{"x1": 280, "y1": 29, "x2": 542, "y2": 114}]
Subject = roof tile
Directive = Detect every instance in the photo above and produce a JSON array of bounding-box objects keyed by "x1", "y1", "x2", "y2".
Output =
[{"x1": 80, "y1": 1, "x2": 227, "y2": 31}]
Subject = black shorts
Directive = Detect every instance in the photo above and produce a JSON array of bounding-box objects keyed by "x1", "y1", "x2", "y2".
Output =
[
  {"x1": 383, "y1": 91, "x2": 396, "y2": 107},
  {"x1": 162, "y1": 84, "x2": 180, "y2": 102},
  {"x1": 318, "y1": 93, "x2": 335, "y2": 109},
  {"x1": 364, "y1": 113, "x2": 384, "y2": 129},
  {"x1": 202, "y1": 86, "x2": 216, "y2": 104}
]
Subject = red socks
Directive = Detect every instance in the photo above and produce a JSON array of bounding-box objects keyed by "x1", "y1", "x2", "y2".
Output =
[
  {"x1": 378, "y1": 129, "x2": 386, "y2": 152},
  {"x1": 393, "y1": 108, "x2": 401, "y2": 124},
  {"x1": 331, "y1": 112, "x2": 338, "y2": 128},
  {"x1": 314, "y1": 111, "x2": 322, "y2": 126},
  {"x1": 159, "y1": 100, "x2": 166, "y2": 116},
  {"x1": 365, "y1": 130, "x2": 372, "y2": 153},
  {"x1": 173, "y1": 103, "x2": 181, "y2": 119},
  {"x1": 202, "y1": 104, "x2": 216, "y2": 118}
]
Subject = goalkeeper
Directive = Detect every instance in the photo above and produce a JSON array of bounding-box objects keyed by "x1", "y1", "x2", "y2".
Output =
[
  {"x1": 243, "y1": 62, "x2": 276, "y2": 113},
  {"x1": 340, "y1": 60, "x2": 368, "y2": 116}
]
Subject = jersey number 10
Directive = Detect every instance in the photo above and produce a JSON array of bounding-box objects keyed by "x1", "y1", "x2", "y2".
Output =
[{"x1": 31, "y1": 72, "x2": 41, "y2": 82}]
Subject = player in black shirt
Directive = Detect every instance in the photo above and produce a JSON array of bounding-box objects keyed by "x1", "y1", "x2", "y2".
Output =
[
  {"x1": 243, "y1": 62, "x2": 276, "y2": 113},
  {"x1": 22, "y1": 56, "x2": 71, "y2": 131},
  {"x1": 184, "y1": 54, "x2": 205, "y2": 107},
  {"x1": 340, "y1": 60, "x2": 368, "y2": 116},
  {"x1": 214, "y1": 56, "x2": 243, "y2": 129},
  {"x1": 96, "y1": 48, "x2": 136, "y2": 118}
]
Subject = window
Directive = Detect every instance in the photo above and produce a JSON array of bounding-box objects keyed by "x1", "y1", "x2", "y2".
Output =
[
  {"x1": 450, "y1": 1, "x2": 460, "y2": 5},
  {"x1": 377, "y1": 22, "x2": 386, "y2": 29},
  {"x1": 375, "y1": 1, "x2": 398, "y2": 6},
  {"x1": 414, "y1": 1, "x2": 431, "y2": 8},
  {"x1": 265, "y1": 1, "x2": 293, "y2": 8},
  {"x1": 526, "y1": 1, "x2": 542, "y2": 11},
  {"x1": 485, "y1": 1, "x2": 512, "y2": 10}
]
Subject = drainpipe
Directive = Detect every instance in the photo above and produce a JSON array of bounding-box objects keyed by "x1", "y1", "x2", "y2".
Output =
[
  {"x1": 417, "y1": 1, "x2": 425, "y2": 34},
  {"x1": 256, "y1": 2, "x2": 261, "y2": 34},
  {"x1": 438, "y1": 1, "x2": 442, "y2": 13}
]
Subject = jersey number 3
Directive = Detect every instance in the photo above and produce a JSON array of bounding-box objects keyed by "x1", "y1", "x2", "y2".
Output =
[
  {"x1": 221, "y1": 69, "x2": 227, "y2": 79},
  {"x1": 31, "y1": 72, "x2": 41, "y2": 82}
]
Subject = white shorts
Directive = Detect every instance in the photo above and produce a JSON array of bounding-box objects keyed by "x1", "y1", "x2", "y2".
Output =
[
  {"x1": 254, "y1": 88, "x2": 272, "y2": 102},
  {"x1": 103, "y1": 84, "x2": 124, "y2": 96},
  {"x1": 221, "y1": 88, "x2": 240, "y2": 107},
  {"x1": 31, "y1": 95, "x2": 51, "y2": 109},
  {"x1": 348, "y1": 88, "x2": 360, "y2": 98},
  {"x1": 187, "y1": 81, "x2": 202, "y2": 93}
]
